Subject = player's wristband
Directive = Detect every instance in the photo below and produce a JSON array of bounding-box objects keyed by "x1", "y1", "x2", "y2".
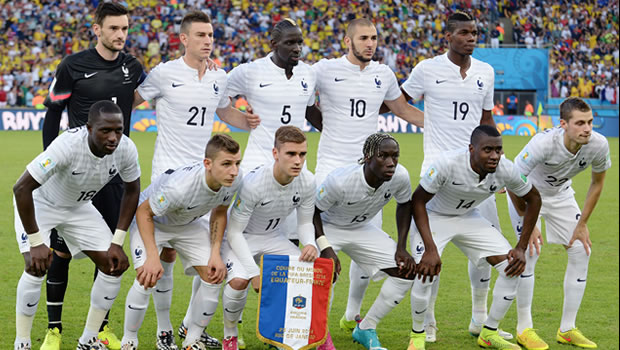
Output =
[
  {"x1": 28, "y1": 231, "x2": 45, "y2": 247},
  {"x1": 316, "y1": 236, "x2": 332, "y2": 252},
  {"x1": 111, "y1": 229, "x2": 127, "y2": 246}
]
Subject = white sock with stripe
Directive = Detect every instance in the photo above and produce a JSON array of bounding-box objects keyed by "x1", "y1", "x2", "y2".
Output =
[
  {"x1": 516, "y1": 248, "x2": 539, "y2": 334},
  {"x1": 485, "y1": 260, "x2": 518, "y2": 329},
  {"x1": 359, "y1": 277, "x2": 412, "y2": 330}
]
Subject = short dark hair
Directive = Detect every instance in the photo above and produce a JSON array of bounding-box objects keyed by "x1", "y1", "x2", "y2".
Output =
[
  {"x1": 359, "y1": 133, "x2": 398, "y2": 164},
  {"x1": 346, "y1": 18, "x2": 374, "y2": 38},
  {"x1": 88, "y1": 100, "x2": 122, "y2": 124},
  {"x1": 470, "y1": 124, "x2": 501, "y2": 145},
  {"x1": 94, "y1": 1, "x2": 129, "y2": 26},
  {"x1": 446, "y1": 11, "x2": 475, "y2": 33},
  {"x1": 205, "y1": 134, "x2": 240, "y2": 159},
  {"x1": 274, "y1": 126, "x2": 306, "y2": 149},
  {"x1": 271, "y1": 18, "x2": 298, "y2": 43},
  {"x1": 180, "y1": 11, "x2": 211, "y2": 34},
  {"x1": 560, "y1": 97, "x2": 591, "y2": 121}
]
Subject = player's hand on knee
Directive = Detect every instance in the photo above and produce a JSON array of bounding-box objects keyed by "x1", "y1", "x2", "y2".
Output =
[
  {"x1": 505, "y1": 248, "x2": 526, "y2": 277},
  {"x1": 207, "y1": 255, "x2": 227, "y2": 284},
  {"x1": 395, "y1": 247, "x2": 416, "y2": 278},
  {"x1": 299, "y1": 245, "x2": 318, "y2": 262},
  {"x1": 568, "y1": 223, "x2": 591, "y2": 256},
  {"x1": 528, "y1": 226, "x2": 543, "y2": 257},
  {"x1": 320, "y1": 247, "x2": 341, "y2": 282},
  {"x1": 250, "y1": 276, "x2": 260, "y2": 292},
  {"x1": 416, "y1": 250, "x2": 441, "y2": 283},
  {"x1": 29, "y1": 245, "x2": 52, "y2": 276},
  {"x1": 137, "y1": 258, "x2": 163, "y2": 289},
  {"x1": 107, "y1": 244, "x2": 129, "y2": 276}
]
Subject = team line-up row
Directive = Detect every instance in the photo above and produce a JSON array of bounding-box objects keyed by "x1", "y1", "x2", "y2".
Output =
[{"x1": 13, "y1": 3, "x2": 611, "y2": 350}]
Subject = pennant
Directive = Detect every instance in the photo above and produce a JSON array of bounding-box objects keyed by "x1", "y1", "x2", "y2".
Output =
[{"x1": 257, "y1": 255, "x2": 334, "y2": 350}]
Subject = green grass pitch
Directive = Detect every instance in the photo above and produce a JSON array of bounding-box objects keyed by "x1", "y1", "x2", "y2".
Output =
[{"x1": 0, "y1": 131, "x2": 617, "y2": 349}]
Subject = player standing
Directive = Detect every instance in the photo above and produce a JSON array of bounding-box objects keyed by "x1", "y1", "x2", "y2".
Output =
[
  {"x1": 13, "y1": 101, "x2": 141, "y2": 350},
  {"x1": 120, "y1": 135, "x2": 243, "y2": 350},
  {"x1": 507, "y1": 98, "x2": 610, "y2": 349},
  {"x1": 40, "y1": 3, "x2": 145, "y2": 349},
  {"x1": 408, "y1": 125, "x2": 542, "y2": 350},
  {"x1": 312, "y1": 18, "x2": 423, "y2": 338},
  {"x1": 399, "y1": 11, "x2": 510, "y2": 343},
  {"x1": 313, "y1": 133, "x2": 419, "y2": 350},
  {"x1": 128, "y1": 11, "x2": 258, "y2": 350},
  {"x1": 221, "y1": 126, "x2": 319, "y2": 350},
  {"x1": 224, "y1": 18, "x2": 318, "y2": 348}
]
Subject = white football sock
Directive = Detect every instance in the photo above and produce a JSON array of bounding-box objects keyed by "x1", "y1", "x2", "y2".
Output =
[
  {"x1": 153, "y1": 260, "x2": 174, "y2": 333},
  {"x1": 122, "y1": 279, "x2": 151, "y2": 343},
  {"x1": 222, "y1": 284, "x2": 248, "y2": 337},
  {"x1": 560, "y1": 242, "x2": 590, "y2": 332},
  {"x1": 80, "y1": 271, "x2": 121, "y2": 344},
  {"x1": 516, "y1": 248, "x2": 539, "y2": 334},
  {"x1": 411, "y1": 279, "x2": 434, "y2": 332},
  {"x1": 16, "y1": 272, "x2": 44, "y2": 342},
  {"x1": 485, "y1": 260, "x2": 518, "y2": 329},
  {"x1": 345, "y1": 260, "x2": 370, "y2": 321},
  {"x1": 182, "y1": 275, "x2": 202, "y2": 328},
  {"x1": 469, "y1": 261, "x2": 491, "y2": 325},
  {"x1": 424, "y1": 274, "x2": 440, "y2": 326},
  {"x1": 359, "y1": 277, "x2": 412, "y2": 330},
  {"x1": 184, "y1": 280, "x2": 221, "y2": 345}
]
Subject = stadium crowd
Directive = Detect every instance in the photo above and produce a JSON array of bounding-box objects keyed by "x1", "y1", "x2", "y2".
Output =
[{"x1": 0, "y1": 0, "x2": 618, "y2": 108}]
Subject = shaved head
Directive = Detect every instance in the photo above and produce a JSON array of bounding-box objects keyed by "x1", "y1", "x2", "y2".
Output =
[{"x1": 346, "y1": 18, "x2": 374, "y2": 38}]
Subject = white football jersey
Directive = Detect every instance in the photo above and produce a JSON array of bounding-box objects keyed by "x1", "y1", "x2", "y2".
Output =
[
  {"x1": 420, "y1": 149, "x2": 531, "y2": 215},
  {"x1": 316, "y1": 163, "x2": 412, "y2": 228},
  {"x1": 137, "y1": 58, "x2": 230, "y2": 180},
  {"x1": 314, "y1": 56, "x2": 401, "y2": 175},
  {"x1": 27, "y1": 127, "x2": 140, "y2": 208},
  {"x1": 514, "y1": 127, "x2": 611, "y2": 197},
  {"x1": 227, "y1": 54, "x2": 316, "y2": 172},
  {"x1": 230, "y1": 164, "x2": 315, "y2": 236},
  {"x1": 144, "y1": 163, "x2": 241, "y2": 226},
  {"x1": 401, "y1": 53, "x2": 495, "y2": 176}
]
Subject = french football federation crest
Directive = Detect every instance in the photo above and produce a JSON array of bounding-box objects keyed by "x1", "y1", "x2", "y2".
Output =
[{"x1": 292, "y1": 295, "x2": 307, "y2": 309}]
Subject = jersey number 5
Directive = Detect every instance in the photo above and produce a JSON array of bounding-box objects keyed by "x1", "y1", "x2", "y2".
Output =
[{"x1": 281, "y1": 105, "x2": 291, "y2": 124}]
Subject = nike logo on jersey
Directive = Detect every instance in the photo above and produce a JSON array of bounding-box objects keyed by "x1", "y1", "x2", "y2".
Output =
[
  {"x1": 435, "y1": 79, "x2": 447, "y2": 84},
  {"x1": 72, "y1": 171, "x2": 84, "y2": 175},
  {"x1": 260, "y1": 201, "x2": 272, "y2": 206},
  {"x1": 259, "y1": 83, "x2": 272, "y2": 88},
  {"x1": 544, "y1": 162, "x2": 559, "y2": 166},
  {"x1": 128, "y1": 304, "x2": 146, "y2": 310},
  {"x1": 451, "y1": 181, "x2": 464, "y2": 185},
  {"x1": 347, "y1": 201, "x2": 358, "y2": 205},
  {"x1": 187, "y1": 205, "x2": 199, "y2": 210},
  {"x1": 172, "y1": 82, "x2": 184, "y2": 88},
  {"x1": 334, "y1": 77, "x2": 346, "y2": 82},
  {"x1": 520, "y1": 274, "x2": 534, "y2": 278},
  {"x1": 84, "y1": 72, "x2": 98, "y2": 78}
]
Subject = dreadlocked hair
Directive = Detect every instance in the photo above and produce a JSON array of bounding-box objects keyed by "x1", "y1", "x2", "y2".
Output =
[
  {"x1": 271, "y1": 18, "x2": 298, "y2": 42},
  {"x1": 359, "y1": 133, "x2": 398, "y2": 164}
]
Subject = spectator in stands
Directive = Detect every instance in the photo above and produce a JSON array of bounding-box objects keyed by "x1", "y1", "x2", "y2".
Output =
[
  {"x1": 0, "y1": 86, "x2": 7, "y2": 107},
  {"x1": 506, "y1": 92, "x2": 519, "y2": 114},
  {"x1": 493, "y1": 100, "x2": 504, "y2": 115},
  {"x1": 524, "y1": 100, "x2": 534, "y2": 116}
]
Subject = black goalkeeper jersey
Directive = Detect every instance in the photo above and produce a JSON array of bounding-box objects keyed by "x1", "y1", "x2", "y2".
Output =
[{"x1": 44, "y1": 48, "x2": 145, "y2": 136}]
